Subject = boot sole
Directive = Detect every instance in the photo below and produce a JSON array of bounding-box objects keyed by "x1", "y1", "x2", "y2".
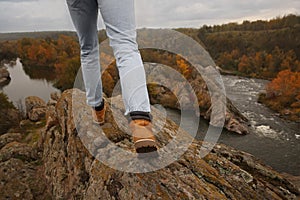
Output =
[{"x1": 135, "y1": 139, "x2": 157, "y2": 153}]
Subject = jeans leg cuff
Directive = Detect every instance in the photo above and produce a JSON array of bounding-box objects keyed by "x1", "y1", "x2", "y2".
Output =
[{"x1": 128, "y1": 111, "x2": 152, "y2": 122}]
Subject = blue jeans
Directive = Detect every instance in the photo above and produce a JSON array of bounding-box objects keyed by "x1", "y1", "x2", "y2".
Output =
[{"x1": 67, "y1": 0, "x2": 151, "y2": 115}]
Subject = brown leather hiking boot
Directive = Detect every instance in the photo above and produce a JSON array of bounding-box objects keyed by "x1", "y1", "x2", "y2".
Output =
[
  {"x1": 92, "y1": 104, "x2": 106, "y2": 125},
  {"x1": 129, "y1": 119, "x2": 157, "y2": 153}
]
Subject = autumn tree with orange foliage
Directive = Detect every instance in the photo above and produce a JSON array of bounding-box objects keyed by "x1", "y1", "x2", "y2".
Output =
[
  {"x1": 15, "y1": 35, "x2": 81, "y2": 89},
  {"x1": 266, "y1": 70, "x2": 300, "y2": 104},
  {"x1": 238, "y1": 55, "x2": 252, "y2": 74},
  {"x1": 17, "y1": 38, "x2": 57, "y2": 68},
  {"x1": 261, "y1": 69, "x2": 300, "y2": 121},
  {"x1": 16, "y1": 35, "x2": 80, "y2": 68},
  {"x1": 53, "y1": 35, "x2": 80, "y2": 90},
  {"x1": 176, "y1": 55, "x2": 193, "y2": 79}
]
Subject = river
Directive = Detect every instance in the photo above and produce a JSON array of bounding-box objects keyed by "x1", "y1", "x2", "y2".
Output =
[
  {"x1": 166, "y1": 75, "x2": 300, "y2": 176},
  {"x1": 0, "y1": 58, "x2": 59, "y2": 108},
  {"x1": 221, "y1": 75, "x2": 299, "y2": 175},
  {"x1": 1, "y1": 60, "x2": 299, "y2": 175}
]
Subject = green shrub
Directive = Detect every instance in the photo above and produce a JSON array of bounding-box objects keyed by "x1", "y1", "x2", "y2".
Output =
[{"x1": 0, "y1": 92, "x2": 15, "y2": 110}]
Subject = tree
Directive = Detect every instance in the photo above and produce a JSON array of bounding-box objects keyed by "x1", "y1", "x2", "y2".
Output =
[
  {"x1": 176, "y1": 55, "x2": 192, "y2": 79},
  {"x1": 238, "y1": 55, "x2": 252, "y2": 74},
  {"x1": 281, "y1": 50, "x2": 297, "y2": 71},
  {"x1": 266, "y1": 69, "x2": 300, "y2": 107}
]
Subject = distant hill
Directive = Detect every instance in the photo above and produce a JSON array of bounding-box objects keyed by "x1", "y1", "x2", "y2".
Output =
[
  {"x1": 2, "y1": 14, "x2": 299, "y2": 57},
  {"x1": 0, "y1": 30, "x2": 111, "y2": 43},
  {"x1": 0, "y1": 31, "x2": 77, "y2": 41},
  {"x1": 176, "y1": 14, "x2": 300, "y2": 58}
]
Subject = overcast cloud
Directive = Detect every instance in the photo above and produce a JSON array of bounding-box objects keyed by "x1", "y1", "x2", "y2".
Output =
[{"x1": 0, "y1": 0, "x2": 299, "y2": 32}]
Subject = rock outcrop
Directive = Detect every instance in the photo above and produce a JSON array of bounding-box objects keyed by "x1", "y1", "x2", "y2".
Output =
[
  {"x1": 0, "y1": 127, "x2": 51, "y2": 199},
  {"x1": 40, "y1": 89, "x2": 299, "y2": 199},
  {"x1": 0, "y1": 67, "x2": 11, "y2": 86},
  {"x1": 0, "y1": 89, "x2": 298, "y2": 199},
  {"x1": 0, "y1": 93, "x2": 53, "y2": 199},
  {"x1": 25, "y1": 96, "x2": 46, "y2": 122}
]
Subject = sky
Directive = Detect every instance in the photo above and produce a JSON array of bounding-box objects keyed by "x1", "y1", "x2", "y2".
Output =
[{"x1": 0, "y1": 0, "x2": 299, "y2": 33}]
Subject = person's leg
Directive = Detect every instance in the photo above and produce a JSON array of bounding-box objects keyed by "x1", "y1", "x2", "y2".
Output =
[
  {"x1": 98, "y1": 0, "x2": 151, "y2": 116},
  {"x1": 98, "y1": 0, "x2": 156, "y2": 152},
  {"x1": 66, "y1": 0, "x2": 103, "y2": 108}
]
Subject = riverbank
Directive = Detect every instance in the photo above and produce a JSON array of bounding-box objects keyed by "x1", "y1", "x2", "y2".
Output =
[
  {"x1": 258, "y1": 93, "x2": 300, "y2": 122},
  {"x1": 218, "y1": 66, "x2": 275, "y2": 80}
]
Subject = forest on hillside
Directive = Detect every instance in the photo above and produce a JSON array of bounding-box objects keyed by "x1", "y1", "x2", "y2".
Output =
[{"x1": 177, "y1": 14, "x2": 300, "y2": 78}]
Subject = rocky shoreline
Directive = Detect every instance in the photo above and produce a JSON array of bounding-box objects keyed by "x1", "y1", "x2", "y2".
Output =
[
  {"x1": 0, "y1": 66, "x2": 11, "y2": 87},
  {"x1": 258, "y1": 92, "x2": 300, "y2": 123},
  {"x1": 0, "y1": 89, "x2": 299, "y2": 199}
]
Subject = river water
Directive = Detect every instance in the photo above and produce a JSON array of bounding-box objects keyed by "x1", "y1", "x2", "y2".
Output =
[
  {"x1": 221, "y1": 76, "x2": 299, "y2": 175},
  {"x1": 0, "y1": 58, "x2": 59, "y2": 108},
  {"x1": 166, "y1": 75, "x2": 300, "y2": 176},
  {"x1": 1, "y1": 60, "x2": 299, "y2": 175}
]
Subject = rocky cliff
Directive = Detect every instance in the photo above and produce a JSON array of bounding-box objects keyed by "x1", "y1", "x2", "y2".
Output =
[
  {"x1": 41, "y1": 89, "x2": 299, "y2": 199},
  {"x1": 0, "y1": 89, "x2": 299, "y2": 199}
]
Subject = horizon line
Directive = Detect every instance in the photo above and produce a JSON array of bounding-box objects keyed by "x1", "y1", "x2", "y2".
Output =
[{"x1": 0, "y1": 13, "x2": 298, "y2": 34}]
